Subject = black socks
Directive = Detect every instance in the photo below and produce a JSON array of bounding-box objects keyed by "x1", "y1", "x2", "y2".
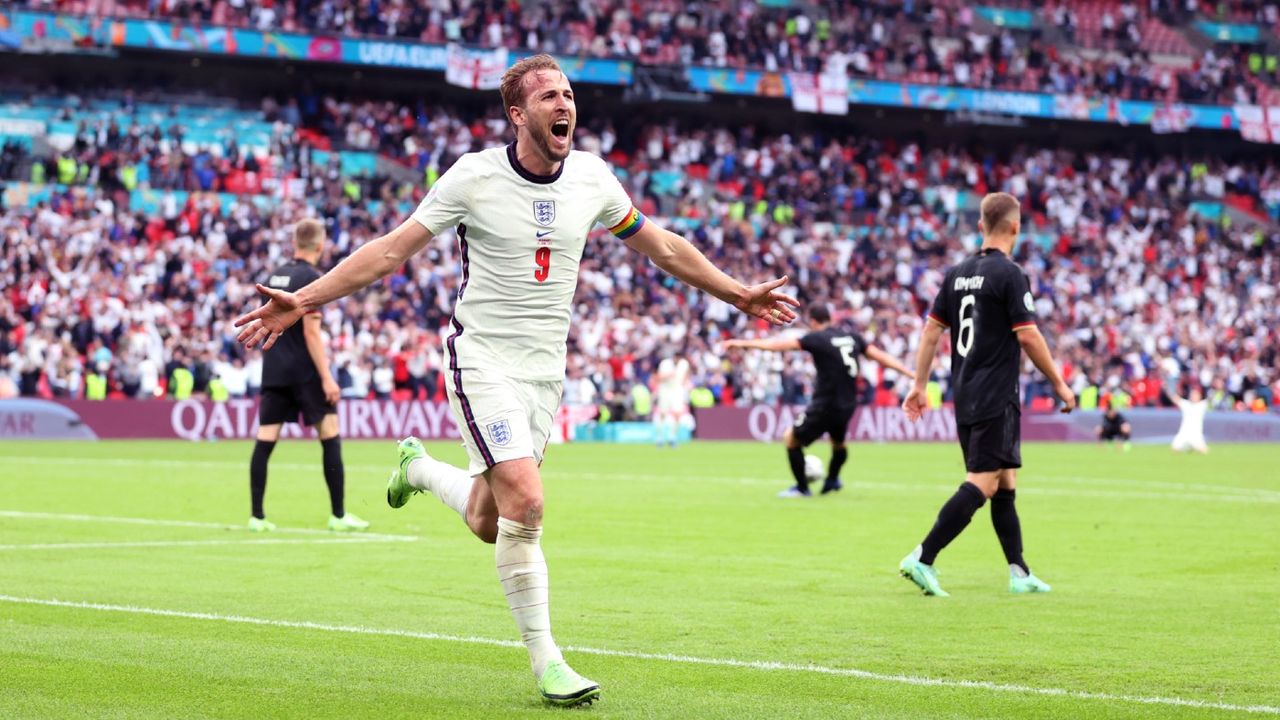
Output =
[
  {"x1": 786, "y1": 446, "x2": 808, "y2": 492},
  {"x1": 919, "y1": 482, "x2": 987, "y2": 565},
  {"x1": 991, "y1": 488, "x2": 1028, "y2": 574},
  {"x1": 321, "y1": 436, "x2": 345, "y2": 518},
  {"x1": 828, "y1": 446, "x2": 848, "y2": 482},
  {"x1": 250, "y1": 440, "x2": 276, "y2": 519}
]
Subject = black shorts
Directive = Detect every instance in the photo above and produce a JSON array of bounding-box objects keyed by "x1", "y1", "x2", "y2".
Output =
[
  {"x1": 957, "y1": 405, "x2": 1021, "y2": 473},
  {"x1": 1099, "y1": 424, "x2": 1127, "y2": 441},
  {"x1": 792, "y1": 404, "x2": 855, "y2": 446},
  {"x1": 259, "y1": 381, "x2": 335, "y2": 427}
]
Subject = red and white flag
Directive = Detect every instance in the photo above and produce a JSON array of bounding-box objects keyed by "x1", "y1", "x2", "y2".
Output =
[
  {"x1": 1233, "y1": 104, "x2": 1280, "y2": 143},
  {"x1": 445, "y1": 44, "x2": 508, "y2": 91},
  {"x1": 788, "y1": 73, "x2": 849, "y2": 115},
  {"x1": 1151, "y1": 103, "x2": 1191, "y2": 134}
]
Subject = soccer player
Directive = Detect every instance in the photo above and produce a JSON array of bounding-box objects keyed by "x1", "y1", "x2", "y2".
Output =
[
  {"x1": 1169, "y1": 385, "x2": 1210, "y2": 454},
  {"x1": 900, "y1": 193, "x2": 1075, "y2": 597},
  {"x1": 725, "y1": 304, "x2": 915, "y2": 497},
  {"x1": 652, "y1": 354, "x2": 691, "y2": 448},
  {"x1": 234, "y1": 55, "x2": 798, "y2": 706},
  {"x1": 248, "y1": 219, "x2": 369, "y2": 533},
  {"x1": 1095, "y1": 404, "x2": 1132, "y2": 451}
]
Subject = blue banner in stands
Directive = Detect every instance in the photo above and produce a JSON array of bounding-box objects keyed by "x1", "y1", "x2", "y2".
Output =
[
  {"x1": 1194, "y1": 21, "x2": 1261, "y2": 43},
  {"x1": 685, "y1": 67, "x2": 1237, "y2": 132},
  {"x1": 1, "y1": 10, "x2": 633, "y2": 86}
]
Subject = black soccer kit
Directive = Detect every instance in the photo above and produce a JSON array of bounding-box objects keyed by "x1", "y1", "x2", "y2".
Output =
[
  {"x1": 927, "y1": 248, "x2": 1036, "y2": 472},
  {"x1": 791, "y1": 327, "x2": 869, "y2": 445},
  {"x1": 258, "y1": 259, "x2": 334, "y2": 426},
  {"x1": 1100, "y1": 412, "x2": 1129, "y2": 440}
]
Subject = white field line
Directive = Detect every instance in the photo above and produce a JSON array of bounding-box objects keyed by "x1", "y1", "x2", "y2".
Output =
[
  {"x1": 0, "y1": 594, "x2": 1275, "y2": 716},
  {"x1": 0, "y1": 510, "x2": 417, "y2": 542},
  {"x1": 0, "y1": 537, "x2": 388, "y2": 551},
  {"x1": 557, "y1": 472, "x2": 1280, "y2": 505},
  {"x1": 5, "y1": 455, "x2": 1279, "y2": 503}
]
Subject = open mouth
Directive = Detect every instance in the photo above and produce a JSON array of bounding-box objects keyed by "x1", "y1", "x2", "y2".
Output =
[{"x1": 551, "y1": 119, "x2": 570, "y2": 138}]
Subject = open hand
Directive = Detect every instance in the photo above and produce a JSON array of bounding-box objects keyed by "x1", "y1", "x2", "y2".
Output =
[
  {"x1": 736, "y1": 276, "x2": 800, "y2": 326},
  {"x1": 234, "y1": 284, "x2": 308, "y2": 350}
]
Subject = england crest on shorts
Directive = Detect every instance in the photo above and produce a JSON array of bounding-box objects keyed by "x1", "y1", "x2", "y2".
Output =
[
  {"x1": 533, "y1": 200, "x2": 555, "y2": 226},
  {"x1": 487, "y1": 419, "x2": 512, "y2": 446}
]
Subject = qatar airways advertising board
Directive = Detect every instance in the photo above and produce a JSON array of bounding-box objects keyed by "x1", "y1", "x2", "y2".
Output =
[{"x1": 0, "y1": 400, "x2": 1278, "y2": 443}]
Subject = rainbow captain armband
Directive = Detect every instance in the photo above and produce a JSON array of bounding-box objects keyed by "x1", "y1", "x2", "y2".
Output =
[{"x1": 608, "y1": 207, "x2": 646, "y2": 240}]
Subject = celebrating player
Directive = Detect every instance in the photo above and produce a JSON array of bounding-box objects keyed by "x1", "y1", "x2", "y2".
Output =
[
  {"x1": 653, "y1": 354, "x2": 692, "y2": 448},
  {"x1": 725, "y1": 304, "x2": 915, "y2": 497},
  {"x1": 234, "y1": 55, "x2": 798, "y2": 706},
  {"x1": 248, "y1": 219, "x2": 369, "y2": 533},
  {"x1": 900, "y1": 193, "x2": 1075, "y2": 597},
  {"x1": 1169, "y1": 384, "x2": 1210, "y2": 454}
]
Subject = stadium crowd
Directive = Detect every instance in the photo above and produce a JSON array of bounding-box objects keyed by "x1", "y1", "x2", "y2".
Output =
[
  {"x1": 12, "y1": 0, "x2": 1280, "y2": 107},
  {"x1": 2, "y1": 86, "x2": 1278, "y2": 413}
]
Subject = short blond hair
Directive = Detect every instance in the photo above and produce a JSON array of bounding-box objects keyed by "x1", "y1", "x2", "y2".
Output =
[
  {"x1": 980, "y1": 192, "x2": 1020, "y2": 236},
  {"x1": 294, "y1": 218, "x2": 325, "y2": 251},
  {"x1": 499, "y1": 54, "x2": 563, "y2": 124}
]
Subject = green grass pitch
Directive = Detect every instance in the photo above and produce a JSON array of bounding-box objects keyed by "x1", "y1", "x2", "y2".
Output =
[{"x1": 1, "y1": 440, "x2": 1277, "y2": 719}]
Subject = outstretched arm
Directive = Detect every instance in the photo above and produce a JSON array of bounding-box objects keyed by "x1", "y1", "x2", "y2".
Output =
[
  {"x1": 1016, "y1": 325, "x2": 1076, "y2": 413},
  {"x1": 866, "y1": 345, "x2": 916, "y2": 380},
  {"x1": 235, "y1": 218, "x2": 433, "y2": 349},
  {"x1": 902, "y1": 319, "x2": 946, "y2": 422},
  {"x1": 724, "y1": 337, "x2": 802, "y2": 352},
  {"x1": 624, "y1": 223, "x2": 799, "y2": 326}
]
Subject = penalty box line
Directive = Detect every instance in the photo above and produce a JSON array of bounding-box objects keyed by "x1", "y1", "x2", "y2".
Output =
[
  {"x1": 0, "y1": 538, "x2": 394, "y2": 551},
  {"x1": 0, "y1": 595, "x2": 1274, "y2": 716},
  {"x1": 0, "y1": 510, "x2": 418, "y2": 542}
]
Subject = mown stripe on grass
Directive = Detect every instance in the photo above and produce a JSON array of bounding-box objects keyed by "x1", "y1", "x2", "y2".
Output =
[{"x1": 0, "y1": 594, "x2": 1274, "y2": 715}]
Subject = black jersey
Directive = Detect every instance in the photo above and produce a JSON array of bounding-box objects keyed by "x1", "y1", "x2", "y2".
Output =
[
  {"x1": 1102, "y1": 412, "x2": 1127, "y2": 433},
  {"x1": 260, "y1": 259, "x2": 322, "y2": 388},
  {"x1": 928, "y1": 248, "x2": 1037, "y2": 424},
  {"x1": 799, "y1": 327, "x2": 869, "y2": 410}
]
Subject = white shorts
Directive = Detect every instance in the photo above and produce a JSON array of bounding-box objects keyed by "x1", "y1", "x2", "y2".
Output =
[
  {"x1": 1171, "y1": 433, "x2": 1208, "y2": 453},
  {"x1": 445, "y1": 367, "x2": 563, "y2": 476},
  {"x1": 655, "y1": 390, "x2": 687, "y2": 415}
]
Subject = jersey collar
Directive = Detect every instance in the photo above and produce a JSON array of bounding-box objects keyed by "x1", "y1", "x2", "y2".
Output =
[
  {"x1": 506, "y1": 142, "x2": 564, "y2": 185},
  {"x1": 977, "y1": 246, "x2": 1005, "y2": 257}
]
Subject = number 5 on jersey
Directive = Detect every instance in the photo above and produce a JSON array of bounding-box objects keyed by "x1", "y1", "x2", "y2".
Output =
[
  {"x1": 534, "y1": 246, "x2": 551, "y2": 282},
  {"x1": 833, "y1": 336, "x2": 859, "y2": 377}
]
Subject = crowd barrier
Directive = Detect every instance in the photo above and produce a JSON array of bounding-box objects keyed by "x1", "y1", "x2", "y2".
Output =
[
  {"x1": 1, "y1": 399, "x2": 1277, "y2": 443},
  {"x1": 692, "y1": 405, "x2": 1280, "y2": 443}
]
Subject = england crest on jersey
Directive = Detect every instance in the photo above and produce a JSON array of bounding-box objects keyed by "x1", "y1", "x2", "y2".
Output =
[
  {"x1": 487, "y1": 419, "x2": 512, "y2": 446},
  {"x1": 533, "y1": 200, "x2": 555, "y2": 226}
]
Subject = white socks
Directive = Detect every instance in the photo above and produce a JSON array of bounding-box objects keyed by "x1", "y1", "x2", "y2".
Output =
[
  {"x1": 496, "y1": 517, "x2": 563, "y2": 679},
  {"x1": 406, "y1": 456, "x2": 472, "y2": 519}
]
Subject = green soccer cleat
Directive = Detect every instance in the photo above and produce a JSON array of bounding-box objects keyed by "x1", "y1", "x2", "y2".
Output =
[
  {"x1": 386, "y1": 436, "x2": 426, "y2": 509},
  {"x1": 328, "y1": 513, "x2": 370, "y2": 532},
  {"x1": 248, "y1": 517, "x2": 276, "y2": 533},
  {"x1": 538, "y1": 660, "x2": 601, "y2": 707},
  {"x1": 1009, "y1": 572, "x2": 1052, "y2": 594},
  {"x1": 899, "y1": 552, "x2": 949, "y2": 597}
]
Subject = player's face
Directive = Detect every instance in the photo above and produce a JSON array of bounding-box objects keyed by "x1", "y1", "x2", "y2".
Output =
[{"x1": 517, "y1": 70, "x2": 576, "y2": 164}]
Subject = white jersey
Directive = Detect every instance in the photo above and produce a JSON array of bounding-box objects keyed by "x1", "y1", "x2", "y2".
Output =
[
  {"x1": 1173, "y1": 398, "x2": 1208, "y2": 439},
  {"x1": 656, "y1": 357, "x2": 691, "y2": 409},
  {"x1": 412, "y1": 144, "x2": 643, "y2": 380}
]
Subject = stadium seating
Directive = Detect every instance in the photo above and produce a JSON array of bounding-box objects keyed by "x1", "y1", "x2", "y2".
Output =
[{"x1": 1, "y1": 82, "x2": 1277, "y2": 413}]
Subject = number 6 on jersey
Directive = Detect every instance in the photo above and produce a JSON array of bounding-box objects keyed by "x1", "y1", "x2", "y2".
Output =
[{"x1": 957, "y1": 294, "x2": 975, "y2": 357}]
